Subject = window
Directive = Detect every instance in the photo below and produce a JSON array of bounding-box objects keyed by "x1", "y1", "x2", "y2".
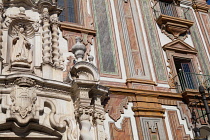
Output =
[
  {"x1": 174, "y1": 57, "x2": 198, "y2": 90},
  {"x1": 158, "y1": 0, "x2": 178, "y2": 17},
  {"x1": 58, "y1": 0, "x2": 78, "y2": 23}
]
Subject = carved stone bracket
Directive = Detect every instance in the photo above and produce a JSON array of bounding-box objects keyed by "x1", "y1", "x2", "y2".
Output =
[{"x1": 156, "y1": 15, "x2": 194, "y2": 40}]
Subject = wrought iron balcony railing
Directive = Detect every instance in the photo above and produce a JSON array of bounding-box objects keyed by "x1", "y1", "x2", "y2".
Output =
[
  {"x1": 173, "y1": 72, "x2": 210, "y2": 93},
  {"x1": 153, "y1": 0, "x2": 184, "y2": 19}
]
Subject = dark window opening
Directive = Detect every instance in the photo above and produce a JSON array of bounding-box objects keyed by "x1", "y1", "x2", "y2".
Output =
[
  {"x1": 58, "y1": 0, "x2": 77, "y2": 23},
  {"x1": 174, "y1": 57, "x2": 197, "y2": 90}
]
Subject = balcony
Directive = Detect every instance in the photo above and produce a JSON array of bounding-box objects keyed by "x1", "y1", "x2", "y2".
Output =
[
  {"x1": 153, "y1": 0, "x2": 193, "y2": 40},
  {"x1": 173, "y1": 72, "x2": 210, "y2": 93}
]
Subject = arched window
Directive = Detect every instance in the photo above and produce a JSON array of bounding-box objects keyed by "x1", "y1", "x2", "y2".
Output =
[{"x1": 58, "y1": 0, "x2": 78, "y2": 23}]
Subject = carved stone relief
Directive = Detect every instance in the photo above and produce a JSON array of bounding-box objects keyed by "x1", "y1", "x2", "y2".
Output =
[
  {"x1": 10, "y1": 86, "x2": 36, "y2": 120},
  {"x1": 0, "y1": 76, "x2": 78, "y2": 139},
  {"x1": 140, "y1": 117, "x2": 167, "y2": 140}
]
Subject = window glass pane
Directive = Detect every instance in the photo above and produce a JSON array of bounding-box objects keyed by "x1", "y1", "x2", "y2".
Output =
[{"x1": 58, "y1": 0, "x2": 76, "y2": 22}]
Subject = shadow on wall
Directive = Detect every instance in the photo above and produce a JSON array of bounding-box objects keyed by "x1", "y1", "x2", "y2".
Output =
[{"x1": 200, "y1": 126, "x2": 210, "y2": 139}]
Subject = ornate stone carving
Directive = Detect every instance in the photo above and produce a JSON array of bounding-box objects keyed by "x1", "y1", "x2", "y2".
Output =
[
  {"x1": 14, "y1": 77, "x2": 35, "y2": 87},
  {"x1": 156, "y1": 15, "x2": 193, "y2": 40},
  {"x1": 72, "y1": 37, "x2": 87, "y2": 62},
  {"x1": 41, "y1": 8, "x2": 51, "y2": 64},
  {"x1": 6, "y1": 7, "x2": 36, "y2": 69},
  {"x1": 94, "y1": 112, "x2": 106, "y2": 140},
  {"x1": 0, "y1": 3, "x2": 3, "y2": 61},
  {"x1": 75, "y1": 106, "x2": 93, "y2": 140},
  {"x1": 11, "y1": 24, "x2": 33, "y2": 67},
  {"x1": 50, "y1": 14, "x2": 60, "y2": 67},
  {"x1": 32, "y1": 20, "x2": 40, "y2": 32},
  {"x1": 10, "y1": 85, "x2": 37, "y2": 119}
]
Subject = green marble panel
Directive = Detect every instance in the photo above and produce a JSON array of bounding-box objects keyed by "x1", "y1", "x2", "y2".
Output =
[
  {"x1": 139, "y1": 0, "x2": 167, "y2": 81},
  {"x1": 93, "y1": 0, "x2": 118, "y2": 75},
  {"x1": 184, "y1": 9, "x2": 210, "y2": 75}
]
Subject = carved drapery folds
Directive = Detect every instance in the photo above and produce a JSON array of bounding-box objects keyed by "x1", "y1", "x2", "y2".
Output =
[{"x1": 6, "y1": 7, "x2": 35, "y2": 70}]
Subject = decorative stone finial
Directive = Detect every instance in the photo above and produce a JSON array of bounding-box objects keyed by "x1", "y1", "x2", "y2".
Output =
[{"x1": 72, "y1": 37, "x2": 86, "y2": 62}]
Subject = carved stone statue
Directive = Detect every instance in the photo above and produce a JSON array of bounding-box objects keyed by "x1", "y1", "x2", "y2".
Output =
[{"x1": 11, "y1": 25, "x2": 32, "y2": 67}]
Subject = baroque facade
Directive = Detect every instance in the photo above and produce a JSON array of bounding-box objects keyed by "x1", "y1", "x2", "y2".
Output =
[{"x1": 0, "y1": 0, "x2": 210, "y2": 140}]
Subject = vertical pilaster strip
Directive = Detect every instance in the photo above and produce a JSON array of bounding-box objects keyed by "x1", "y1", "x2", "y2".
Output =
[
  {"x1": 42, "y1": 8, "x2": 51, "y2": 64},
  {"x1": 184, "y1": 9, "x2": 210, "y2": 75},
  {"x1": 94, "y1": 97, "x2": 106, "y2": 140},
  {"x1": 138, "y1": 0, "x2": 167, "y2": 81},
  {"x1": 93, "y1": 0, "x2": 118, "y2": 75}
]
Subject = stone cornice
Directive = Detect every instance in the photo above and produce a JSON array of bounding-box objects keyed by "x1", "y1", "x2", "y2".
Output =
[
  {"x1": 0, "y1": 73, "x2": 75, "y2": 92},
  {"x1": 126, "y1": 78, "x2": 157, "y2": 86},
  {"x1": 109, "y1": 86, "x2": 182, "y2": 99},
  {"x1": 60, "y1": 22, "x2": 96, "y2": 35}
]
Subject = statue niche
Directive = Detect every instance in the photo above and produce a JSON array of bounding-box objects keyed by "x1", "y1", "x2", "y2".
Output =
[
  {"x1": 7, "y1": 7, "x2": 36, "y2": 70},
  {"x1": 11, "y1": 24, "x2": 32, "y2": 68}
]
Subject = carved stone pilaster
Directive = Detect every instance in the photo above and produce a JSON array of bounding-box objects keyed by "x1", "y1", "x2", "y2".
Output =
[
  {"x1": 50, "y1": 14, "x2": 60, "y2": 67},
  {"x1": 75, "y1": 106, "x2": 93, "y2": 140},
  {"x1": 0, "y1": 3, "x2": 3, "y2": 60},
  {"x1": 94, "y1": 112, "x2": 106, "y2": 140},
  {"x1": 0, "y1": 3, "x2": 4, "y2": 74},
  {"x1": 41, "y1": 8, "x2": 51, "y2": 64}
]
